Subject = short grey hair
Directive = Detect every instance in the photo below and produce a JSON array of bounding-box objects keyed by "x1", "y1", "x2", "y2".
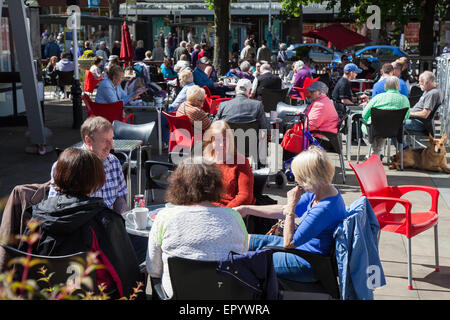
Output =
[
  {"x1": 384, "y1": 76, "x2": 400, "y2": 91},
  {"x1": 293, "y1": 60, "x2": 305, "y2": 71},
  {"x1": 420, "y1": 71, "x2": 435, "y2": 84},
  {"x1": 240, "y1": 61, "x2": 251, "y2": 72},
  {"x1": 180, "y1": 41, "x2": 187, "y2": 47},
  {"x1": 260, "y1": 63, "x2": 272, "y2": 73},
  {"x1": 235, "y1": 78, "x2": 252, "y2": 95}
]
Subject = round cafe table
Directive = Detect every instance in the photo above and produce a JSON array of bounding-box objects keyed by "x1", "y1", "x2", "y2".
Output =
[{"x1": 125, "y1": 203, "x2": 166, "y2": 237}]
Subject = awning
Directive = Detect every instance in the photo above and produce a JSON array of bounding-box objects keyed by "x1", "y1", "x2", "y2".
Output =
[
  {"x1": 303, "y1": 23, "x2": 371, "y2": 50},
  {"x1": 39, "y1": 14, "x2": 146, "y2": 26}
]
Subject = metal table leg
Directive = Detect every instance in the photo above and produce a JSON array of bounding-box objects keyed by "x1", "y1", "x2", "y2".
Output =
[
  {"x1": 137, "y1": 145, "x2": 142, "y2": 195},
  {"x1": 157, "y1": 107, "x2": 162, "y2": 156}
]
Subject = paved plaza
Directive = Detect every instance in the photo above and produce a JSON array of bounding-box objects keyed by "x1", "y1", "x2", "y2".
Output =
[{"x1": 1, "y1": 98, "x2": 450, "y2": 300}]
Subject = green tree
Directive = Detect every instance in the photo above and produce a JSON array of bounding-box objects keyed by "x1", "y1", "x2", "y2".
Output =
[
  {"x1": 205, "y1": 0, "x2": 237, "y2": 76},
  {"x1": 280, "y1": 0, "x2": 450, "y2": 56},
  {"x1": 108, "y1": 0, "x2": 121, "y2": 43}
]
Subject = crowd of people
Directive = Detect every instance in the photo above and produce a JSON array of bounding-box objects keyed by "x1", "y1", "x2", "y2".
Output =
[{"x1": 9, "y1": 28, "x2": 442, "y2": 300}]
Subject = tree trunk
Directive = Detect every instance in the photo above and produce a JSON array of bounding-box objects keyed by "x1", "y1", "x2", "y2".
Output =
[
  {"x1": 213, "y1": 0, "x2": 230, "y2": 76},
  {"x1": 109, "y1": 0, "x2": 121, "y2": 45},
  {"x1": 418, "y1": 0, "x2": 437, "y2": 56}
]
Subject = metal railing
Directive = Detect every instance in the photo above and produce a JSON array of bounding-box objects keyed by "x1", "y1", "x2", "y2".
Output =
[{"x1": 436, "y1": 53, "x2": 450, "y2": 138}]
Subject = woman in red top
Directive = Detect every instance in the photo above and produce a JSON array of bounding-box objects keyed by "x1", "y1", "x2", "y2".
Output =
[{"x1": 203, "y1": 120, "x2": 255, "y2": 208}]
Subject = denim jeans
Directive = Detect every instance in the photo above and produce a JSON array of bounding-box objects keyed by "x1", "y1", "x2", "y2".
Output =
[
  {"x1": 158, "y1": 114, "x2": 170, "y2": 143},
  {"x1": 249, "y1": 234, "x2": 318, "y2": 283}
]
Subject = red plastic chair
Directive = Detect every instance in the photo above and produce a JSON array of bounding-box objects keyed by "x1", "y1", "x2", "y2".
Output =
[
  {"x1": 348, "y1": 154, "x2": 440, "y2": 290},
  {"x1": 162, "y1": 111, "x2": 194, "y2": 153},
  {"x1": 83, "y1": 70, "x2": 102, "y2": 93},
  {"x1": 289, "y1": 76, "x2": 319, "y2": 103},
  {"x1": 209, "y1": 97, "x2": 232, "y2": 115},
  {"x1": 202, "y1": 86, "x2": 221, "y2": 100},
  {"x1": 82, "y1": 93, "x2": 134, "y2": 124}
]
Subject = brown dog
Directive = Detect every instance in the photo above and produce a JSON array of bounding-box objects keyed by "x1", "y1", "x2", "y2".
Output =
[{"x1": 389, "y1": 134, "x2": 450, "y2": 172}]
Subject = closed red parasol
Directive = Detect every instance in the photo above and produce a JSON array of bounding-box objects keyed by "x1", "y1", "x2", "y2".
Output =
[{"x1": 120, "y1": 22, "x2": 134, "y2": 65}]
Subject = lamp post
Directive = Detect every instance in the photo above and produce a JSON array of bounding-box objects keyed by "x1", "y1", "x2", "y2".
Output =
[
  {"x1": 267, "y1": 0, "x2": 272, "y2": 51},
  {"x1": 68, "y1": 5, "x2": 82, "y2": 128}
]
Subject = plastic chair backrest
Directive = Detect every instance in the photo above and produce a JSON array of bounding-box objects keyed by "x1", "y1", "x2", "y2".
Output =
[
  {"x1": 84, "y1": 70, "x2": 99, "y2": 93},
  {"x1": 2, "y1": 244, "x2": 94, "y2": 292},
  {"x1": 261, "y1": 88, "x2": 289, "y2": 113},
  {"x1": 162, "y1": 111, "x2": 194, "y2": 151},
  {"x1": 348, "y1": 154, "x2": 389, "y2": 197},
  {"x1": 167, "y1": 256, "x2": 259, "y2": 300},
  {"x1": 112, "y1": 120, "x2": 155, "y2": 146},
  {"x1": 82, "y1": 93, "x2": 125, "y2": 124},
  {"x1": 369, "y1": 108, "x2": 408, "y2": 143},
  {"x1": 202, "y1": 85, "x2": 212, "y2": 97}
]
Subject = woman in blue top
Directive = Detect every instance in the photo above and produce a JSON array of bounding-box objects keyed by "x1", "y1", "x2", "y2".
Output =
[
  {"x1": 95, "y1": 65, "x2": 146, "y2": 106},
  {"x1": 160, "y1": 58, "x2": 177, "y2": 79},
  {"x1": 235, "y1": 146, "x2": 347, "y2": 282}
]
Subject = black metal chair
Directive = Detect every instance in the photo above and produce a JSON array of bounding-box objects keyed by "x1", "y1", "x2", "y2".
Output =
[
  {"x1": 151, "y1": 256, "x2": 263, "y2": 300},
  {"x1": 144, "y1": 160, "x2": 176, "y2": 203},
  {"x1": 56, "y1": 70, "x2": 74, "y2": 98},
  {"x1": 112, "y1": 121, "x2": 156, "y2": 195},
  {"x1": 264, "y1": 245, "x2": 340, "y2": 300},
  {"x1": 404, "y1": 104, "x2": 441, "y2": 148},
  {"x1": 408, "y1": 85, "x2": 423, "y2": 108},
  {"x1": 357, "y1": 108, "x2": 408, "y2": 169},
  {"x1": 228, "y1": 120, "x2": 262, "y2": 168},
  {"x1": 1, "y1": 244, "x2": 95, "y2": 295},
  {"x1": 261, "y1": 88, "x2": 289, "y2": 113}
]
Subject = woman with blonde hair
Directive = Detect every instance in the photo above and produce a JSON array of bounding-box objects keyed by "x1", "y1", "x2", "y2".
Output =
[
  {"x1": 234, "y1": 146, "x2": 346, "y2": 282},
  {"x1": 176, "y1": 85, "x2": 211, "y2": 131},
  {"x1": 203, "y1": 120, "x2": 255, "y2": 208}
]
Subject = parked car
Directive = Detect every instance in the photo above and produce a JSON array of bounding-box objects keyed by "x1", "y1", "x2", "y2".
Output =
[
  {"x1": 286, "y1": 43, "x2": 343, "y2": 63},
  {"x1": 355, "y1": 45, "x2": 408, "y2": 62}
]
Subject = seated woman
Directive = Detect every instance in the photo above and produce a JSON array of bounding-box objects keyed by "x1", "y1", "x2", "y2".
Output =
[
  {"x1": 176, "y1": 85, "x2": 211, "y2": 131},
  {"x1": 160, "y1": 57, "x2": 177, "y2": 79},
  {"x1": 305, "y1": 81, "x2": 340, "y2": 135},
  {"x1": 203, "y1": 120, "x2": 255, "y2": 208},
  {"x1": 290, "y1": 60, "x2": 312, "y2": 99},
  {"x1": 95, "y1": 65, "x2": 146, "y2": 105},
  {"x1": 173, "y1": 54, "x2": 191, "y2": 73},
  {"x1": 234, "y1": 146, "x2": 346, "y2": 282},
  {"x1": 202, "y1": 57, "x2": 218, "y2": 82},
  {"x1": 44, "y1": 55, "x2": 58, "y2": 86},
  {"x1": 146, "y1": 157, "x2": 248, "y2": 299},
  {"x1": 89, "y1": 56, "x2": 104, "y2": 80},
  {"x1": 19, "y1": 148, "x2": 141, "y2": 298},
  {"x1": 169, "y1": 69, "x2": 195, "y2": 112}
]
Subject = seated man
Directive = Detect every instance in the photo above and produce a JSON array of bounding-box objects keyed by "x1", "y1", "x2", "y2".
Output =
[
  {"x1": 47, "y1": 116, "x2": 147, "y2": 262},
  {"x1": 403, "y1": 71, "x2": 441, "y2": 146},
  {"x1": 214, "y1": 78, "x2": 270, "y2": 132},
  {"x1": 361, "y1": 76, "x2": 410, "y2": 157},
  {"x1": 372, "y1": 63, "x2": 409, "y2": 98},
  {"x1": 193, "y1": 57, "x2": 225, "y2": 96},
  {"x1": 251, "y1": 63, "x2": 282, "y2": 100},
  {"x1": 331, "y1": 63, "x2": 362, "y2": 118}
]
